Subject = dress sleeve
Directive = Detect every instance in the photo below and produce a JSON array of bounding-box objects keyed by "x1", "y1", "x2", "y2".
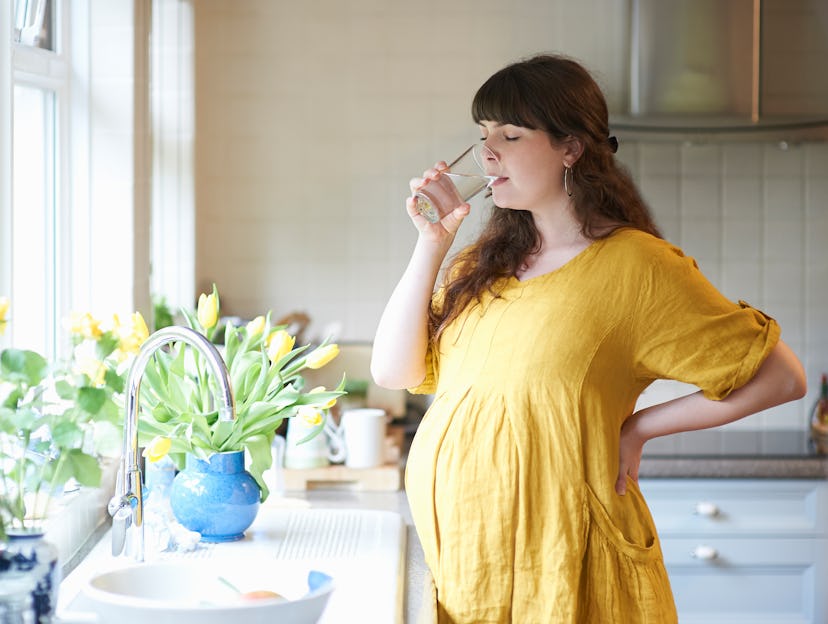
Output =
[
  {"x1": 632, "y1": 240, "x2": 780, "y2": 401},
  {"x1": 407, "y1": 342, "x2": 438, "y2": 395},
  {"x1": 406, "y1": 283, "x2": 446, "y2": 396}
]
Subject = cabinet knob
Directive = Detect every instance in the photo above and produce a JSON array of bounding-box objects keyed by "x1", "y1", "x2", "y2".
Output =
[
  {"x1": 694, "y1": 501, "x2": 720, "y2": 517},
  {"x1": 692, "y1": 545, "x2": 719, "y2": 560}
]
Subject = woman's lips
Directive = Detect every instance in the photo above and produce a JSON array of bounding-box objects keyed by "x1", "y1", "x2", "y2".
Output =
[{"x1": 490, "y1": 176, "x2": 508, "y2": 187}]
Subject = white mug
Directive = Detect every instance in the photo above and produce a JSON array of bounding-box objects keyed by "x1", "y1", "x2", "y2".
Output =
[
  {"x1": 327, "y1": 408, "x2": 387, "y2": 469},
  {"x1": 284, "y1": 414, "x2": 345, "y2": 469}
]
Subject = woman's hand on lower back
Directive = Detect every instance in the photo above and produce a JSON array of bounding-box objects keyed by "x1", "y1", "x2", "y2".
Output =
[{"x1": 616, "y1": 413, "x2": 646, "y2": 495}]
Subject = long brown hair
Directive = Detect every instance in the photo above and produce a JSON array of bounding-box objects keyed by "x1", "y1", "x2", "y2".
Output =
[{"x1": 429, "y1": 54, "x2": 661, "y2": 344}]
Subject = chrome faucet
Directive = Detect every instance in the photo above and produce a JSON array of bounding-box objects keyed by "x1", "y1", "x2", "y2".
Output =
[{"x1": 108, "y1": 326, "x2": 236, "y2": 561}]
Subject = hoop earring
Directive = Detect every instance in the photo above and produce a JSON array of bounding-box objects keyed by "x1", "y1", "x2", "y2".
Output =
[{"x1": 564, "y1": 166, "x2": 574, "y2": 197}]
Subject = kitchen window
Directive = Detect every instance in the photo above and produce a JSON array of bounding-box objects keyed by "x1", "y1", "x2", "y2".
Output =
[
  {"x1": 14, "y1": 0, "x2": 53, "y2": 50},
  {"x1": 2, "y1": 0, "x2": 148, "y2": 568},
  {"x1": 6, "y1": 0, "x2": 64, "y2": 358}
]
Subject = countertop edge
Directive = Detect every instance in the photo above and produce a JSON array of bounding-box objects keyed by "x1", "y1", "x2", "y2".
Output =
[{"x1": 640, "y1": 457, "x2": 828, "y2": 479}]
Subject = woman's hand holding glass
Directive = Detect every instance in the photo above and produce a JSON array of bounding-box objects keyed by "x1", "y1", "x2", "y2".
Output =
[
  {"x1": 407, "y1": 161, "x2": 470, "y2": 238},
  {"x1": 408, "y1": 143, "x2": 500, "y2": 230}
]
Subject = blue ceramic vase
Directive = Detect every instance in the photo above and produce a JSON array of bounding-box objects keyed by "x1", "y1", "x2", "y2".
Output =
[
  {"x1": 169, "y1": 450, "x2": 260, "y2": 542},
  {"x1": 0, "y1": 530, "x2": 60, "y2": 621}
]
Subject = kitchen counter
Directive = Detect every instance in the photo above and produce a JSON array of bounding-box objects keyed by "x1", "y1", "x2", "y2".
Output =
[
  {"x1": 60, "y1": 429, "x2": 826, "y2": 623},
  {"x1": 640, "y1": 429, "x2": 828, "y2": 478}
]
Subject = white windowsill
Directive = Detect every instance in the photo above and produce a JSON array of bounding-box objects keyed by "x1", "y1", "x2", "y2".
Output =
[{"x1": 42, "y1": 460, "x2": 118, "y2": 576}]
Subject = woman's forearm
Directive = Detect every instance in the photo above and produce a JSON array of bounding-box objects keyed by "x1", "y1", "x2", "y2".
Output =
[
  {"x1": 370, "y1": 237, "x2": 449, "y2": 389},
  {"x1": 616, "y1": 340, "x2": 806, "y2": 495}
]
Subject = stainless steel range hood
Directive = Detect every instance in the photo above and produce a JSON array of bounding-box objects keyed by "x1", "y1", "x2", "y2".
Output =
[{"x1": 611, "y1": 0, "x2": 828, "y2": 142}]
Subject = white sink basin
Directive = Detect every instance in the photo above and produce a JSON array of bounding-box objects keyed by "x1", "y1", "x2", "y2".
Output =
[
  {"x1": 57, "y1": 507, "x2": 406, "y2": 623},
  {"x1": 82, "y1": 560, "x2": 333, "y2": 624}
]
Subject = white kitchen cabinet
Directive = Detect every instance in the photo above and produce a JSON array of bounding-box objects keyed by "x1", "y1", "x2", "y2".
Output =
[{"x1": 640, "y1": 479, "x2": 828, "y2": 624}]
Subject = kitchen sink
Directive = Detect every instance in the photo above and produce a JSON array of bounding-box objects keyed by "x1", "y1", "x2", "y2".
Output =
[{"x1": 56, "y1": 506, "x2": 407, "y2": 623}]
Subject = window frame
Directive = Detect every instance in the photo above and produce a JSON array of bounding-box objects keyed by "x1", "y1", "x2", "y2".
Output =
[
  {"x1": 11, "y1": 23, "x2": 69, "y2": 359},
  {"x1": 2, "y1": 0, "x2": 148, "y2": 572}
]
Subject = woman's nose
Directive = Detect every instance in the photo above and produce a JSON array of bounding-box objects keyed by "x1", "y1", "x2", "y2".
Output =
[
  {"x1": 478, "y1": 143, "x2": 501, "y2": 174},
  {"x1": 480, "y1": 143, "x2": 498, "y2": 162}
]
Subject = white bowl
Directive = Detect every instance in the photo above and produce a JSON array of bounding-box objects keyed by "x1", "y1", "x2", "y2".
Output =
[{"x1": 81, "y1": 560, "x2": 333, "y2": 624}]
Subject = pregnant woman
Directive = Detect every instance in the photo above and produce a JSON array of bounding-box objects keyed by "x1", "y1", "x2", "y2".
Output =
[{"x1": 371, "y1": 53, "x2": 806, "y2": 623}]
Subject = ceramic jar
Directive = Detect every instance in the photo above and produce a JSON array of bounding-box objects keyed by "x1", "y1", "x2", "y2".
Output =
[
  {"x1": 0, "y1": 530, "x2": 59, "y2": 623},
  {"x1": 169, "y1": 450, "x2": 260, "y2": 542}
]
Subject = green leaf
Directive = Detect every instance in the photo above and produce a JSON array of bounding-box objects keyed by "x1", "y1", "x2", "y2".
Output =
[
  {"x1": 59, "y1": 449, "x2": 102, "y2": 487},
  {"x1": 188, "y1": 413, "x2": 215, "y2": 444},
  {"x1": 0, "y1": 349, "x2": 49, "y2": 386},
  {"x1": 224, "y1": 323, "x2": 242, "y2": 367},
  {"x1": 6, "y1": 406, "x2": 42, "y2": 433},
  {"x1": 104, "y1": 367, "x2": 125, "y2": 394},
  {"x1": 77, "y1": 386, "x2": 108, "y2": 415},
  {"x1": 0, "y1": 385, "x2": 23, "y2": 409},
  {"x1": 50, "y1": 420, "x2": 84, "y2": 449},
  {"x1": 211, "y1": 419, "x2": 235, "y2": 449},
  {"x1": 181, "y1": 307, "x2": 200, "y2": 333},
  {"x1": 54, "y1": 379, "x2": 76, "y2": 401},
  {"x1": 296, "y1": 389, "x2": 345, "y2": 407},
  {"x1": 245, "y1": 433, "x2": 273, "y2": 502},
  {"x1": 95, "y1": 332, "x2": 121, "y2": 360},
  {"x1": 97, "y1": 396, "x2": 122, "y2": 424},
  {"x1": 230, "y1": 351, "x2": 259, "y2": 396},
  {"x1": 230, "y1": 408, "x2": 290, "y2": 443},
  {"x1": 291, "y1": 417, "x2": 327, "y2": 446},
  {"x1": 237, "y1": 351, "x2": 270, "y2": 408}
]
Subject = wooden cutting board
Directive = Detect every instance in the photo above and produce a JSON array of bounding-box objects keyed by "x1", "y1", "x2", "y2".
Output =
[{"x1": 283, "y1": 463, "x2": 402, "y2": 491}]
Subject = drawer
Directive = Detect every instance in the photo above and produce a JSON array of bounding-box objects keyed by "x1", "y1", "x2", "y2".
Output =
[
  {"x1": 662, "y1": 537, "x2": 828, "y2": 624},
  {"x1": 639, "y1": 479, "x2": 828, "y2": 536}
]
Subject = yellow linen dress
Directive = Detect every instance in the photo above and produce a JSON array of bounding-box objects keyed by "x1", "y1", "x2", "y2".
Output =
[{"x1": 406, "y1": 228, "x2": 780, "y2": 623}]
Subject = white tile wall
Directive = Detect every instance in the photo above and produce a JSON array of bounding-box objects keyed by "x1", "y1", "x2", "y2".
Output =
[{"x1": 192, "y1": 1, "x2": 828, "y2": 430}]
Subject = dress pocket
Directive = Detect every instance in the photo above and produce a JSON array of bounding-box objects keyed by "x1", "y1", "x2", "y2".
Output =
[{"x1": 585, "y1": 479, "x2": 661, "y2": 564}]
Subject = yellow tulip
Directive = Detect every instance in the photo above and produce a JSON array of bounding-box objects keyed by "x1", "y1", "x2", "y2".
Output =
[
  {"x1": 118, "y1": 311, "x2": 150, "y2": 354},
  {"x1": 310, "y1": 386, "x2": 337, "y2": 409},
  {"x1": 246, "y1": 315, "x2": 265, "y2": 337},
  {"x1": 266, "y1": 330, "x2": 295, "y2": 364},
  {"x1": 0, "y1": 296, "x2": 8, "y2": 335},
  {"x1": 197, "y1": 292, "x2": 219, "y2": 330},
  {"x1": 305, "y1": 344, "x2": 339, "y2": 369},
  {"x1": 74, "y1": 354, "x2": 106, "y2": 386},
  {"x1": 68, "y1": 311, "x2": 103, "y2": 340},
  {"x1": 132, "y1": 311, "x2": 149, "y2": 343},
  {"x1": 297, "y1": 405, "x2": 323, "y2": 427},
  {"x1": 142, "y1": 436, "x2": 172, "y2": 462}
]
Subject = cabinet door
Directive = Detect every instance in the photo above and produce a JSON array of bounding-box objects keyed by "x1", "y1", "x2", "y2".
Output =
[
  {"x1": 661, "y1": 537, "x2": 828, "y2": 624},
  {"x1": 639, "y1": 479, "x2": 828, "y2": 537}
]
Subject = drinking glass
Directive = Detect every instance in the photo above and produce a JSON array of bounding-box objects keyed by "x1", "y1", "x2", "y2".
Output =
[{"x1": 414, "y1": 144, "x2": 498, "y2": 223}]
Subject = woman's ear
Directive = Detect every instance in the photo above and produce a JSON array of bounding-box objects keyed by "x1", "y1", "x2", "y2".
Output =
[{"x1": 562, "y1": 136, "x2": 584, "y2": 167}]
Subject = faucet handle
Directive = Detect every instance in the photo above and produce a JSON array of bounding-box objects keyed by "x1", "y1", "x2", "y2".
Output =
[{"x1": 108, "y1": 494, "x2": 136, "y2": 556}]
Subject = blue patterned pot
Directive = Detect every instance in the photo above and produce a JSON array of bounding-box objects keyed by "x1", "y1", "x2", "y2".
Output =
[
  {"x1": 169, "y1": 450, "x2": 260, "y2": 542},
  {"x1": 0, "y1": 530, "x2": 60, "y2": 621}
]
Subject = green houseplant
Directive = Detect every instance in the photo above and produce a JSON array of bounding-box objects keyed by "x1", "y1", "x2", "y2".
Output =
[
  {"x1": 0, "y1": 303, "x2": 147, "y2": 621},
  {"x1": 136, "y1": 285, "x2": 346, "y2": 503},
  {"x1": 0, "y1": 310, "x2": 144, "y2": 529}
]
